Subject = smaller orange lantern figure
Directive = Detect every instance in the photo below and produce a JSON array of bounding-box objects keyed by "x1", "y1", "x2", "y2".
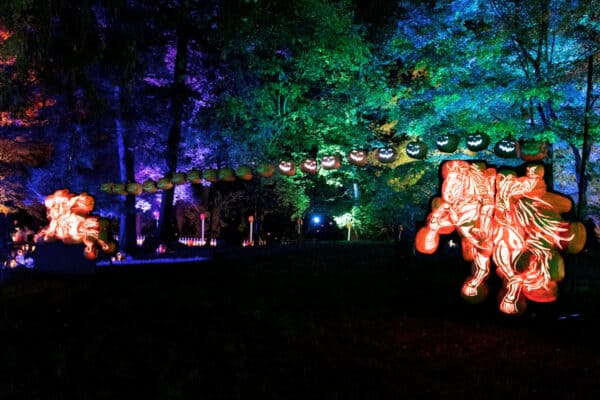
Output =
[{"x1": 36, "y1": 189, "x2": 115, "y2": 260}]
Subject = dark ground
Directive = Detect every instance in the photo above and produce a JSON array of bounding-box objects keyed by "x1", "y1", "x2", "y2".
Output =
[{"x1": 1, "y1": 241, "x2": 599, "y2": 399}]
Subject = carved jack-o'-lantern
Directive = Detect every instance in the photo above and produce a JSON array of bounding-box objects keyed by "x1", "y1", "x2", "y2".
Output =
[
  {"x1": 347, "y1": 149, "x2": 368, "y2": 166},
  {"x1": 257, "y1": 163, "x2": 275, "y2": 177},
  {"x1": 126, "y1": 182, "x2": 143, "y2": 195},
  {"x1": 376, "y1": 147, "x2": 397, "y2": 163},
  {"x1": 520, "y1": 141, "x2": 548, "y2": 161},
  {"x1": 405, "y1": 140, "x2": 428, "y2": 159},
  {"x1": 466, "y1": 131, "x2": 490, "y2": 152},
  {"x1": 143, "y1": 179, "x2": 158, "y2": 193},
  {"x1": 321, "y1": 155, "x2": 341, "y2": 170},
  {"x1": 278, "y1": 161, "x2": 296, "y2": 176},
  {"x1": 187, "y1": 170, "x2": 202, "y2": 184},
  {"x1": 202, "y1": 169, "x2": 219, "y2": 182},
  {"x1": 218, "y1": 167, "x2": 236, "y2": 182},
  {"x1": 300, "y1": 159, "x2": 318, "y2": 174},
  {"x1": 436, "y1": 134, "x2": 459, "y2": 153},
  {"x1": 494, "y1": 137, "x2": 519, "y2": 158},
  {"x1": 157, "y1": 178, "x2": 173, "y2": 190},
  {"x1": 236, "y1": 165, "x2": 253, "y2": 181}
]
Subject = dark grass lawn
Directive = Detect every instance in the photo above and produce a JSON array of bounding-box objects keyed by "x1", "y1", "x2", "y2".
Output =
[{"x1": 1, "y1": 241, "x2": 600, "y2": 399}]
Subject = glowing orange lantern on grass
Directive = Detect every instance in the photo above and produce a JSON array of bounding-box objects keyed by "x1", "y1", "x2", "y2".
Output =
[{"x1": 416, "y1": 160, "x2": 585, "y2": 315}]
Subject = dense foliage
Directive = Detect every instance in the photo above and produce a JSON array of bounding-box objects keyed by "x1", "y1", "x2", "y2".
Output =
[{"x1": 1, "y1": 0, "x2": 599, "y2": 245}]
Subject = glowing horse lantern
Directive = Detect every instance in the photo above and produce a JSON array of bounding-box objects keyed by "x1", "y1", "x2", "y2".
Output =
[
  {"x1": 37, "y1": 189, "x2": 115, "y2": 260},
  {"x1": 416, "y1": 160, "x2": 585, "y2": 315}
]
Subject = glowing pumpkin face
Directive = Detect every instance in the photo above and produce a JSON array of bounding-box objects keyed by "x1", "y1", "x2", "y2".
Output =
[
  {"x1": 321, "y1": 155, "x2": 340, "y2": 170},
  {"x1": 466, "y1": 131, "x2": 490, "y2": 152},
  {"x1": 100, "y1": 183, "x2": 113, "y2": 194},
  {"x1": 436, "y1": 134, "x2": 459, "y2": 153},
  {"x1": 300, "y1": 159, "x2": 318, "y2": 174},
  {"x1": 494, "y1": 137, "x2": 519, "y2": 158},
  {"x1": 347, "y1": 149, "x2": 368, "y2": 166},
  {"x1": 376, "y1": 147, "x2": 397, "y2": 163},
  {"x1": 278, "y1": 161, "x2": 296, "y2": 176},
  {"x1": 405, "y1": 141, "x2": 428, "y2": 159}
]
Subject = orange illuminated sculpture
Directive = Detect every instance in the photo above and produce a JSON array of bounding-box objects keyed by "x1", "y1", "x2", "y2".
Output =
[
  {"x1": 36, "y1": 189, "x2": 115, "y2": 260},
  {"x1": 416, "y1": 160, "x2": 585, "y2": 314}
]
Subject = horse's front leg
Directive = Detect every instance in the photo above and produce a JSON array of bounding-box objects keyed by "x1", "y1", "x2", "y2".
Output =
[{"x1": 462, "y1": 251, "x2": 491, "y2": 299}]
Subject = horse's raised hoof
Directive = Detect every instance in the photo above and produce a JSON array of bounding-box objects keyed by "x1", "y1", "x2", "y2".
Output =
[{"x1": 461, "y1": 282, "x2": 488, "y2": 304}]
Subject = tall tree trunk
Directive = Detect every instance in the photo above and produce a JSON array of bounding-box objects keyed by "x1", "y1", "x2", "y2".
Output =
[
  {"x1": 157, "y1": 20, "x2": 189, "y2": 243},
  {"x1": 577, "y1": 54, "x2": 593, "y2": 219},
  {"x1": 115, "y1": 85, "x2": 137, "y2": 253}
]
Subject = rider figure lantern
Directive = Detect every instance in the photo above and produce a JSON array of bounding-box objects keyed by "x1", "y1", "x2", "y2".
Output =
[
  {"x1": 36, "y1": 189, "x2": 115, "y2": 260},
  {"x1": 416, "y1": 160, "x2": 585, "y2": 315}
]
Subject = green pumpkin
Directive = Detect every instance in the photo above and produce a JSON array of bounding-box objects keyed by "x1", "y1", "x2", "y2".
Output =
[
  {"x1": 100, "y1": 183, "x2": 113, "y2": 194},
  {"x1": 257, "y1": 163, "x2": 275, "y2": 177},
  {"x1": 142, "y1": 179, "x2": 158, "y2": 193},
  {"x1": 172, "y1": 172, "x2": 187, "y2": 185},
  {"x1": 126, "y1": 182, "x2": 143, "y2": 195},
  {"x1": 187, "y1": 170, "x2": 202, "y2": 184},
  {"x1": 300, "y1": 159, "x2": 318, "y2": 174},
  {"x1": 466, "y1": 131, "x2": 490, "y2": 152},
  {"x1": 218, "y1": 167, "x2": 236, "y2": 182},
  {"x1": 436, "y1": 134, "x2": 459, "y2": 153},
  {"x1": 202, "y1": 169, "x2": 219, "y2": 182},
  {"x1": 494, "y1": 137, "x2": 519, "y2": 158},
  {"x1": 520, "y1": 141, "x2": 548, "y2": 161},
  {"x1": 405, "y1": 141, "x2": 428, "y2": 159},
  {"x1": 112, "y1": 183, "x2": 127, "y2": 195},
  {"x1": 236, "y1": 165, "x2": 253, "y2": 181},
  {"x1": 157, "y1": 177, "x2": 174, "y2": 190}
]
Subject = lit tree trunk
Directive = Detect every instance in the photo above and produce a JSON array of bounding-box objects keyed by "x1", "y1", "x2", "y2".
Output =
[
  {"x1": 115, "y1": 85, "x2": 137, "y2": 253},
  {"x1": 157, "y1": 21, "x2": 189, "y2": 243},
  {"x1": 577, "y1": 54, "x2": 593, "y2": 219}
]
